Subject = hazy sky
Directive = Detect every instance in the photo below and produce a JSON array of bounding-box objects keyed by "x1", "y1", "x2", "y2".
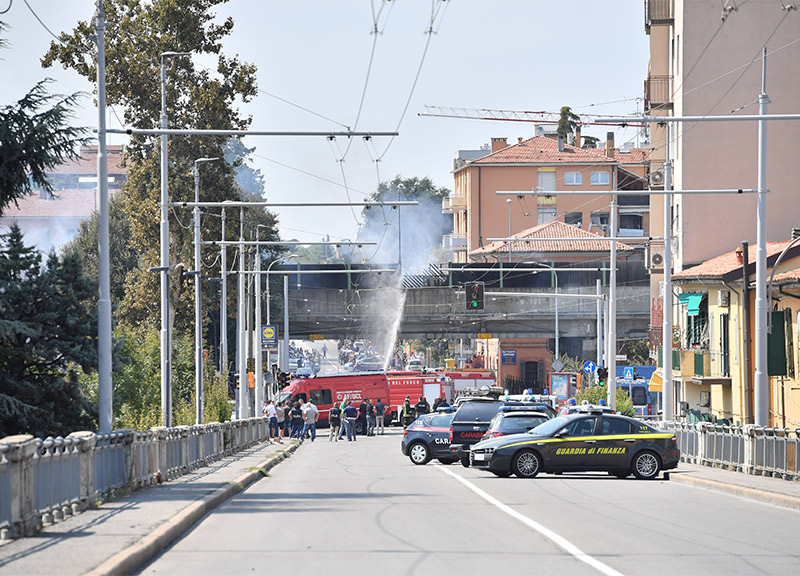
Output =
[{"x1": 0, "y1": 0, "x2": 649, "y2": 245}]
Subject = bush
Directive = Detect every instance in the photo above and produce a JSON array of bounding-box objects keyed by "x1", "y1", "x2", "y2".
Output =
[{"x1": 575, "y1": 385, "x2": 635, "y2": 417}]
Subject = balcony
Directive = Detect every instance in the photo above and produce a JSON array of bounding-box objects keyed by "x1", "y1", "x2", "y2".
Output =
[
  {"x1": 645, "y1": 75, "x2": 673, "y2": 111},
  {"x1": 644, "y1": 0, "x2": 674, "y2": 33},
  {"x1": 442, "y1": 233, "x2": 468, "y2": 251},
  {"x1": 441, "y1": 194, "x2": 467, "y2": 214}
]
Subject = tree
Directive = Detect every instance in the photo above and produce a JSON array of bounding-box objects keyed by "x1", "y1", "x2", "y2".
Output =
[
  {"x1": 359, "y1": 175, "x2": 451, "y2": 271},
  {"x1": 0, "y1": 23, "x2": 87, "y2": 216},
  {"x1": 556, "y1": 106, "x2": 580, "y2": 142},
  {"x1": 0, "y1": 225, "x2": 97, "y2": 438},
  {"x1": 43, "y1": 0, "x2": 279, "y2": 333},
  {"x1": 575, "y1": 385, "x2": 635, "y2": 417}
]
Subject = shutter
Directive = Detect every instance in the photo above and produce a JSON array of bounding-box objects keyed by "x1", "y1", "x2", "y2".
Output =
[
  {"x1": 785, "y1": 309, "x2": 795, "y2": 378},
  {"x1": 768, "y1": 311, "x2": 788, "y2": 376}
]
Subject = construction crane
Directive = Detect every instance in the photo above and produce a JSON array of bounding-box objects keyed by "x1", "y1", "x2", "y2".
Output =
[{"x1": 419, "y1": 105, "x2": 647, "y2": 128}]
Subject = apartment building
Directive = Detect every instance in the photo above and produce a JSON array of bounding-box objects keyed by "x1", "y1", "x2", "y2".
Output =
[{"x1": 443, "y1": 132, "x2": 650, "y2": 264}]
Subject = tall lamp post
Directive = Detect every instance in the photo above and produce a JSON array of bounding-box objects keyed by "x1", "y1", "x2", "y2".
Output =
[
  {"x1": 506, "y1": 198, "x2": 513, "y2": 263},
  {"x1": 192, "y1": 157, "x2": 219, "y2": 425},
  {"x1": 159, "y1": 50, "x2": 191, "y2": 427}
]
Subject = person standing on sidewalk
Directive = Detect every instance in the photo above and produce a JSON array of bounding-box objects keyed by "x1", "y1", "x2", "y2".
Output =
[
  {"x1": 329, "y1": 403, "x2": 342, "y2": 442},
  {"x1": 264, "y1": 400, "x2": 279, "y2": 442},
  {"x1": 375, "y1": 398, "x2": 386, "y2": 435},
  {"x1": 302, "y1": 400, "x2": 319, "y2": 442},
  {"x1": 290, "y1": 402, "x2": 304, "y2": 439},
  {"x1": 343, "y1": 401, "x2": 359, "y2": 441}
]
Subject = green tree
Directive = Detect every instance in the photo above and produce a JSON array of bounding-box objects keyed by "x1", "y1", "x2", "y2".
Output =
[
  {"x1": 0, "y1": 225, "x2": 98, "y2": 438},
  {"x1": 575, "y1": 385, "x2": 635, "y2": 417},
  {"x1": 556, "y1": 106, "x2": 580, "y2": 142},
  {"x1": 0, "y1": 23, "x2": 87, "y2": 216}
]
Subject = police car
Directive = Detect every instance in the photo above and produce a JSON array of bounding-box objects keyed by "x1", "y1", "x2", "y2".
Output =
[
  {"x1": 469, "y1": 408, "x2": 679, "y2": 479},
  {"x1": 482, "y1": 404, "x2": 554, "y2": 441},
  {"x1": 400, "y1": 409, "x2": 458, "y2": 465}
]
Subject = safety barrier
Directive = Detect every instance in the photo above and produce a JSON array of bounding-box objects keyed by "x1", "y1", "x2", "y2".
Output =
[
  {"x1": 0, "y1": 417, "x2": 269, "y2": 540},
  {"x1": 649, "y1": 420, "x2": 800, "y2": 481}
]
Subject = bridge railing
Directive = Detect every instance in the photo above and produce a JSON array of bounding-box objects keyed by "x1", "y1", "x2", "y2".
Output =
[
  {"x1": 649, "y1": 420, "x2": 800, "y2": 480},
  {"x1": 0, "y1": 417, "x2": 269, "y2": 540}
]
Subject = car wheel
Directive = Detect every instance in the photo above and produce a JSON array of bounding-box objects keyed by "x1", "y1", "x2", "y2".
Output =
[
  {"x1": 408, "y1": 442, "x2": 430, "y2": 465},
  {"x1": 491, "y1": 470, "x2": 511, "y2": 478},
  {"x1": 460, "y1": 455, "x2": 470, "y2": 468},
  {"x1": 512, "y1": 449, "x2": 541, "y2": 478},
  {"x1": 354, "y1": 420, "x2": 364, "y2": 435},
  {"x1": 632, "y1": 451, "x2": 661, "y2": 480}
]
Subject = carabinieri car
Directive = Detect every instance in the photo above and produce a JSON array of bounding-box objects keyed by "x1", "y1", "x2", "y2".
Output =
[
  {"x1": 401, "y1": 409, "x2": 458, "y2": 465},
  {"x1": 469, "y1": 410, "x2": 679, "y2": 479}
]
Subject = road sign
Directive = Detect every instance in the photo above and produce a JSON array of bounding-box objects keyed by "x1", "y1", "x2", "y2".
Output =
[
  {"x1": 623, "y1": 366, "x2": 635, "y2": 380},
  {"x1": 262, "y1": 325, "x2": 277, "y2": 345},
  {"x1": 583, "y1": 360, "x2": 597, "y2": 374},
  {"x1": 501, "y1": 350, "x2": 516, "y2": 365},
  {"x1": 551, "y1": 359, "x2": 564, "y2": 372},
  {"x1": 477, "y1": 332, "x2": 493, "y2": 339},
  {"x1": 309, "y1": 334, "x2": 324, "y2": 341}
]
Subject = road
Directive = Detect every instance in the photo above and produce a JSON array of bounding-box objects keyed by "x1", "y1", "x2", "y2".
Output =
[{"x1": 140, "y1": 428, "x2": 800, "y2": 576}]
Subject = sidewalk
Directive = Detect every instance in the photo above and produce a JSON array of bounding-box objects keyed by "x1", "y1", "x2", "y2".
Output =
[
  {"x1": 666, "y1": 461, "x2": 800, "y2": 510},
  {"x1": 0, "y1": 438, "x2": 299, "y2": 576}
]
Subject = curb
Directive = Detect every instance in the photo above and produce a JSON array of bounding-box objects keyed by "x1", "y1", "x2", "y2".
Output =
[
  {"x1": 85, "y1": 442, "x2": 299, "y2": 576},
  {"x1": 669, "y1": 472, "x2": 800, "y2": 511}
]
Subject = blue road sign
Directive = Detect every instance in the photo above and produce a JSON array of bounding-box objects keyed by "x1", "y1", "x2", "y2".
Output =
[
  {"x1": 583, "y1": 360, "x2": 596, "y2": 374},
  {"x1": 623, "y1": 366, "x2": 635, "y2": 380}
]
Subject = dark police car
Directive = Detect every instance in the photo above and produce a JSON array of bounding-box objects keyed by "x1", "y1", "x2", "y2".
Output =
[
  {"x1": 469, "y1": 409, "x2": 679, "y2": 479},
  {"x1": 401, "y1": 409, "x2": 458, "y2": 465}
]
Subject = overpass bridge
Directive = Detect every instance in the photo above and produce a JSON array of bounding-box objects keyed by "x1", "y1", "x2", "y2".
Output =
[{"x1": 275, "y1": 263, "x2": 650, "y2": 356}]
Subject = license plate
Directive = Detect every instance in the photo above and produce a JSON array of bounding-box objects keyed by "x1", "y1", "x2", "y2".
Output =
[{"x1": 472, "y1": 453, "x2": 486, "y2": 462}]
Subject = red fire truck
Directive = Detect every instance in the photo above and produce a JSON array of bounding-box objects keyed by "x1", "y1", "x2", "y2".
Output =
[
  {"x1": 440, "y1": 370, "x2": 496, "y2": 395},
  {"x1": 386, "y1": 371, "x2": 455, "y2": 422}
]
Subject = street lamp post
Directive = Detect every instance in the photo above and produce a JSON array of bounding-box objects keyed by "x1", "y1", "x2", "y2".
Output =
[
  {"x1": 159, "y1": 50, "x2": 190, "y2": 428},
  {"x1": 506, "y1": 198, "x2": 513, "y2": 263},
  {"x1": 264, "y1": 254, "x2": 298, "y2": 394},
  {"x1": 192, "y1": 157, "x2": 219, "y2": 425}
]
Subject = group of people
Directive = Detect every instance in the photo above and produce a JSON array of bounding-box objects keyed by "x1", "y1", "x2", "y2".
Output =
[
  {"x1": 328, "y1": 397, "x2": 388, "y2": 441},
  {"x1": 263, "y1": 397, "x2": 390, "y2": 443},
  {"x1": 400, "y1": 394, "x2": 450, "y2": 428},
  {"x1": 262, "y1": 397, "x2": 320, "y2": 443}
]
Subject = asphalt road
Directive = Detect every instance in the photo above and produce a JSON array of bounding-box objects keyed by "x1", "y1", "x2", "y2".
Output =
[{"x1": 140, "y1": 428, "x2": 800, "y2": 576}]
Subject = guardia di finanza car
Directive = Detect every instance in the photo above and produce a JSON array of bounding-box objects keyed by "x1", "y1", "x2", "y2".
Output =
[{"x1": 469, "y1": 412, "x2": 679, "y2": 479}]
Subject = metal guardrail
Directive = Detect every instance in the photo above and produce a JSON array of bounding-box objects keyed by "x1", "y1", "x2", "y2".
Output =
[
  {"x1": 649, "y1": 420, "x2": 800, "y2": 480},
  {"x1": 0, "y1": 417, "x2": 270, "y2": 540}
]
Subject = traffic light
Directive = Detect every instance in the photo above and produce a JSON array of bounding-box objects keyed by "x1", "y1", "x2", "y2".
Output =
[
  {"x1": 465, "y1": 281, "x2": 485, "y2": 310},
  {"x1": 596, "y1": 367, "x2": 607, "y2": 386}
]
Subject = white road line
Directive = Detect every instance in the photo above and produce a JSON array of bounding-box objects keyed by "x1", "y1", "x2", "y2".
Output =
[{"x1": 437, "y1": 466, "x2": 625, "y2": 576}]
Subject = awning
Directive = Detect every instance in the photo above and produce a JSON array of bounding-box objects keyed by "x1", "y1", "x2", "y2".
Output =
[
  {"x1": 679, "y1": 293, "x2": 705, "y2": 316},
  {"x1": 649, "y1": 370, "x2": 663, "y2": 392}
]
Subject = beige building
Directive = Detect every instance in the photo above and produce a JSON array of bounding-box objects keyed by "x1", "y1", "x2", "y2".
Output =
[
  {"x1": 645, "y1": 1, "x2": 800, "y2": 340},
  {"x1": 671, "y1": 240, "x2": 800, "y2": 427},
  {"x1": 443, "y1": 133, "x2": 650, "y2": 264}
]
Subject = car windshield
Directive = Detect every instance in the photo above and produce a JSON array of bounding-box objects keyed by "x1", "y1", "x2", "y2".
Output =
[
  {"x1": 502, "y1": 415, "x2": 548, "y2": 433},
  {"x1": 526, "y1": 416, "x2": 569, "y2": 436},
  {"x1": 455, "y1": 400, "x2": 503, "y2": 422}
]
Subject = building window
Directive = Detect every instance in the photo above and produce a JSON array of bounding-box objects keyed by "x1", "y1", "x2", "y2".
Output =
[
  {"x1": 565, "y1": 171, "x2": 582, "y2": 185},
  {"x1": 538, "y1": 206, "x2": 556, "y2": 225},
  {"x1": 565, "y1": 212, "x2": 582, "y2": 227},
  {"x1": 590, "y1": 212, "x2": 609, "y2": 233},
  {"x1": 619, "y1": 213, "x2": 643, "y2": 231},
  {"x1": 590, "y1": 171, "x2": 609, "y2": 185}
]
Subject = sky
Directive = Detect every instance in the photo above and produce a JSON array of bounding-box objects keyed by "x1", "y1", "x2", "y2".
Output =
[{"x1": 0, "y1": 0, "x2": 650, "y2": 248}]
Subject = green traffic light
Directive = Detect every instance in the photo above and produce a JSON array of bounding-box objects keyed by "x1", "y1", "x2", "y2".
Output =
[{"x1": 472, "y1": 301, "x2": 478, "y2": 307}]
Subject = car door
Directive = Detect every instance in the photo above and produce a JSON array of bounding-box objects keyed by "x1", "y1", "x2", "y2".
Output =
[
  {"x1": 545, "y1": 416, "x2": 598, "y2": 471},
  {"x1": 594, "y1": 416, "x2": 635, "y2": 470}
]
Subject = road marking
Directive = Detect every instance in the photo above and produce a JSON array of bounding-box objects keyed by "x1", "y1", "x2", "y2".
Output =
[{"x1": 437, "y1": 466, "x2": 625, "y2": 576}]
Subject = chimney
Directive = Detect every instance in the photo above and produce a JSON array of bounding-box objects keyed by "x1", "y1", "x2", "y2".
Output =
[
  {"x1": 557, "y1": 135, "x2": 565, "y2": 152},
  {"x1": 574, "y1": 126, "x2": 581, "y2": 148},
  {"x1": 491, "y1": 137, "x2": 507, "y2": 153},
  {"x1": 605, "y1": 132, "x2": 616, "y2": 158},
  {"x1": 517, "y1": 137, "x2": 523, "y2": 144},
  {"x1": 605, "y1": 132, "x2": 615, "y2": 158},
  {"x1": 735, "y1": 246, "x2": 743, "y2": 264}
]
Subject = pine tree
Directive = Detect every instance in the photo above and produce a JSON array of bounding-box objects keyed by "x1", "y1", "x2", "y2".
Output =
[{"x1": 0, "y1": 225, "x2": 97, "y2": 438}]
